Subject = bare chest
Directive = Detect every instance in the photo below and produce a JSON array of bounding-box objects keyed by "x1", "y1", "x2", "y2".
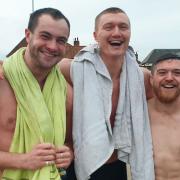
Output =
[
  {"x1": 151, "y1": 120, "x2": 180, "y2": 179},
  {"x1": 110, "y1": 80, "x2": 120, "y2": 127},
  {"x1": 151, "y1": 117, "x2": 180, "y2": 154}
]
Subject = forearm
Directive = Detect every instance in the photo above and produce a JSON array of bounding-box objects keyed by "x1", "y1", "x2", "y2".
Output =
[
  {"x1": 0, "y1": 151, "x2": 25, "y2": 170},
  {"x1": 0, "y1": 143, "x2": 56, "y2": 171}
]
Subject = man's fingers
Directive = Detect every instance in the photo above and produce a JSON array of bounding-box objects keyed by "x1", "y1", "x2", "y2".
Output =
[
  {"x1": 42, "y1": 154, "x2": 55, "y2": 161},
  {"x1": 36, "y1": 143, "x2": 55, "y2": 150},
  {"x1": 56, "y1": 145, "x2": 70, "y2": 153},
  {"x1": 56, "y1": 161, "x2": 69, "y2": 169},
  {"x1": 44, "y1": 160, "x2": 55, "y2": 166},
  {"x1": 56, "y1": 151, "x2": 70, "y2": 159}
]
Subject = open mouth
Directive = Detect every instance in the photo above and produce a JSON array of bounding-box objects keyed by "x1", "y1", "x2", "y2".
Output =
[
  {"x1": 162, "y1": 84, "x2": 176, "y2": 89},
  {"x1": 109, "y1": 40, "x2": 123, "y2": 47}
]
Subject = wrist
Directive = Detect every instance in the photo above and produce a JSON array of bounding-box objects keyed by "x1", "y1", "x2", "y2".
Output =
[{"x1": 12, "y1": 153, "x2": 27, "y2": 169}]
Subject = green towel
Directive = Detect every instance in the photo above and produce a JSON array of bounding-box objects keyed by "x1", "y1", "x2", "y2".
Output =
[{"x1": 2, "y1": 47, "x2": 66, "y2": 180}]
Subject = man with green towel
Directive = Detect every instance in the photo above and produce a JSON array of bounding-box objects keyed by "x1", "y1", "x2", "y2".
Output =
[{"x1": 0, "y1": 8, "x2": 73, "y2": 180}]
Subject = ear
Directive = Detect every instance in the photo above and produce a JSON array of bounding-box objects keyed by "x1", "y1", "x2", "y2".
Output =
[
  {"x1": 25, "y1": 29, "x2": 31, "y2": 44},
  {"x1": 93, "y1": 31, "x2": 97, "y2": 42}
]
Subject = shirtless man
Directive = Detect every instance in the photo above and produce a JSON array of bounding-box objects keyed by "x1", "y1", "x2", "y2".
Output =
[
  {"x1": 0, "y1": 8, "x2": 73, "y2": 179},
  {"x1": 60, "y1": 7, "x2": 154, "y2": 180},
  {"x1": 148, "y1": 54, "x2": 180, "y2": 180},
  {"x1": 0, "y1": 7, "x2": 153, "y2": 180}
]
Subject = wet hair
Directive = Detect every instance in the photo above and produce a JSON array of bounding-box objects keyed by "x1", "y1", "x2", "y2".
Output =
[
  {"x1": 94, "y1": 7, "x2": 128, "y2": 31},
  {"x1": 151, "y1": 53, "x2": 180, "y2": 74},
  {"x1": 28, "y1": 7, "x2": 70, "y2": 33}
]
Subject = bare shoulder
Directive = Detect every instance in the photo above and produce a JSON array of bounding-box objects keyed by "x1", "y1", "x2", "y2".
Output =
[
  {"x1": 0, "y1": 78, "x2": 12, "y2": 95},
  {"x1": 0, "y1": 78, "x2": 16, "y2": 105},
  {"x1": 141, "y1": 67, "x2": 150, "y2": 81},
  {"x1": 59, "y1": 58, "x2": 72, "y2": 71},
  {"x1": 58, "y1": 58, "x2": 73, "y2": 85}
]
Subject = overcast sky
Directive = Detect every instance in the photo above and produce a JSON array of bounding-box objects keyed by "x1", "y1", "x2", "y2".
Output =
[{"x1": 0, "y1": 0, "x2": 180, "y2": 61}]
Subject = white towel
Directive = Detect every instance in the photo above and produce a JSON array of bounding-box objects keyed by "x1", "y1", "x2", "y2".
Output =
[
  {"x1": 71, "y1": 44, "x2": 155, "y2": 180},
  {"x1": 113, "y1": 49, "x2": 155, "y2": 180}
]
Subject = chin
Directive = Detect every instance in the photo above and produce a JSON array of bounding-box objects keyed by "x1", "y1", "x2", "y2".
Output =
[
  {"x1": 157, "y1": 92, "x2": 180, "y2": 103},
  {"x1": 158, "y1": 97, "x2": 177, "y2": 103},
  {"x1": 110, "y1": 52, "x2": 125, "y2": 59},
  {"x1": 39, "y1": 60, "x2": 57, "y2": 69}
]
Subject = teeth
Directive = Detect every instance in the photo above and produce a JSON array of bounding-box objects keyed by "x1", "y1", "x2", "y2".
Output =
[
  {"x1": 111, "y1": 40, "x2": 121, "y2": 43},
  {"x1": 162, "y1": 84, "x2": 175, "y2": 88},
  {"x1": 109, "y1": 40, "x2": 123, "y2": 46}
]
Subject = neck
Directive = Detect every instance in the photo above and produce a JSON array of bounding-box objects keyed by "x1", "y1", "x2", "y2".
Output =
[
  {"x1": 152, "y1": 97, "x2": 180, "y2": 114},
  {"x1": 24, "y1": 49, "x2": 50, "y2": 89},
  {"x1": 100, "y1": 53, "x2": 124, "y2": 79}
]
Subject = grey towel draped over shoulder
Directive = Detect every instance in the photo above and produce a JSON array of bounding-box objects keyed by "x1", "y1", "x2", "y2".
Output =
[{"x1": 70, "y1": 44, "x2": 155, "y2": 180}]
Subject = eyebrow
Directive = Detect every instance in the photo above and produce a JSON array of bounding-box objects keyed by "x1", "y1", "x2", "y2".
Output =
[
  {"x1": 103, "y1": 21, "x2": 129, "y2": 26},
  {"x1": 156, "y1": 68, "x2": 180, "y2": 71},
  {"x1": 39, "y1": 31, "x2": 68, "y2": 41}
]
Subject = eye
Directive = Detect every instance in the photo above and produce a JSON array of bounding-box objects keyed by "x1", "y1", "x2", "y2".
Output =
[
  {"x1": 120, "y1": 24, "x2": 129, "y2": 30},
  {"x1": 103, "y1": 23, "x2": 113, "y2": 31},
  {"x1": 104, "y1": 26, "x2": 112, "y2": 31},
  {"x1": 40, "y1": 34, "x2": 50, "y2": 40},
  {"x1": 57, "y1": 38, "x2": 67, "y2": 45},
  {"x1": 173, "y1": 70, "x2": 180, "y2": 76},
  {"x1": 157, "y1": 70, "x2": 167, "y2": 76}
]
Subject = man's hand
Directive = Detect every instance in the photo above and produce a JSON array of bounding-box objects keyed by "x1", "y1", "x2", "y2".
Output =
[
  {"x1": 21, "y1": 143, "x2": 56, "y2": 170},
  {"x1": 55, "y1": 145, "x2": 74, "y2": 169}
]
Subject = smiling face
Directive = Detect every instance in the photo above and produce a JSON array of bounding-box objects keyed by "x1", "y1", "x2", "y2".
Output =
[
  {"x1": 25, "y1": 14, "x2": 69, "y2": 71},
  {"x1": 151, "y1": 60, "x2": 180, "y2": 103},
  {"x1": 93, "y1": 12, "x2": 131, "y2": 60}
]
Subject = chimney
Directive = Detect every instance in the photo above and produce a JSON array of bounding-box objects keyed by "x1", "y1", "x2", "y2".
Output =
[
  {"x1": 74, "y1": 37, "x2": 80, "y2": 46},
  {"x1": 135, "y1": 51, "x2": 138, "y2": 61}
]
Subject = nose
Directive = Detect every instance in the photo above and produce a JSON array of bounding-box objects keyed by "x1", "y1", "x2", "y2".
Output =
[
  {"x1": 112, "y1": 26, "x2": 122, "y2": 36},
  {"x1": 46, "y1": 40, "x2": 58, "y2": 52},
  {"x1": 165, "y1": 72, "x2": 173, "y2": 81}
]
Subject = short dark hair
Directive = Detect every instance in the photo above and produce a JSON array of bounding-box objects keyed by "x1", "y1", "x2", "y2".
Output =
[
  {"x1": 151, "y1": 53, "x2": 180, "y2": 74},
  {"x1": 94, "y1": 7, "x2": 127, "y2": 31},
  {"x1": 28, "y1": 7, "x2": 70, "y2": 33}
]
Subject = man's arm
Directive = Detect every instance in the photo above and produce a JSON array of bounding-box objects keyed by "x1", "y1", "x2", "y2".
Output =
[
  {"x1": 0, "y1": 60, "x2": 4, "y2": 79},
  {"x1": 65, "y1": 83, "x2": 73, "y2": 149},
  {"x1": 0, "y1": 79, "x2": 56, "y2": 170},
  {"x1": 141, "y1": 67, "x2": 153, "y2": 99},
  {"x1": 55, "y1": 83, "x2": 74, "y2": 169},
  {"x1": 58, "y1": 58, "x2": 73, "y2": 85},
  {"x1": 0, "y1": 143, "x2": 56, "y2": 170},
  {"x1": 56, "y1": 58, "x2": 74, "y2": 169}
]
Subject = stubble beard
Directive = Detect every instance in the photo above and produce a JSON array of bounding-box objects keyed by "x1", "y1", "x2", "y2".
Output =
[{"x1": 153, "y1": 85, "x2": 180, "y2": 103}]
